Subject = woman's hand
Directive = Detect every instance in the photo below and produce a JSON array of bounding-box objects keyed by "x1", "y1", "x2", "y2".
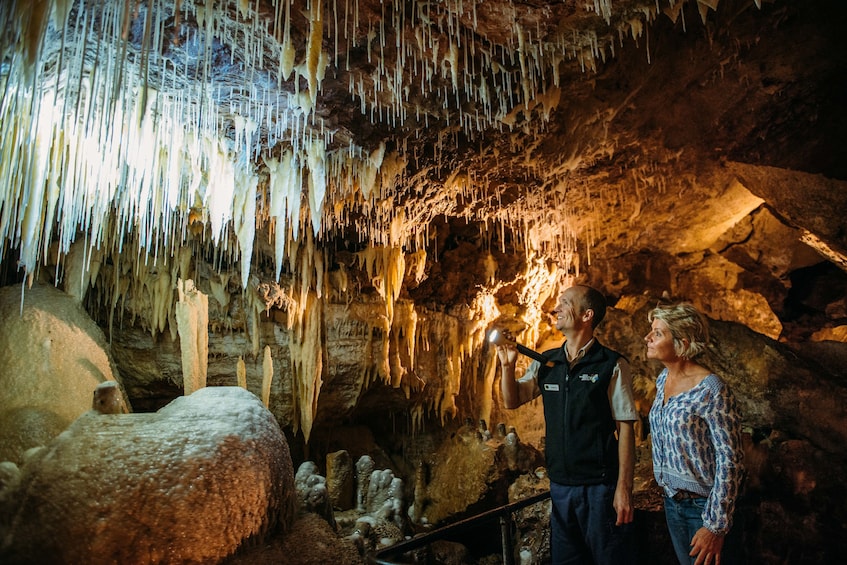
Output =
[{"x1": 689, "y1": 526, "x2": 725, "y2": 565}]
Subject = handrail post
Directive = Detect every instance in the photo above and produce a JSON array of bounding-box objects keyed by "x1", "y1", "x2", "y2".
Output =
[
  {"x1": 368, "y1": 490, "x2": 550, "y2": 565},
  {"x1": 499, "y1": 515, "x2": 514, "y2": 565}
]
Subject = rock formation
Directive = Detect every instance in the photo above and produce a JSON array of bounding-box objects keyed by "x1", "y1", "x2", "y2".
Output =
[
  {"x1": 0, "y1": 283, "x2": 128, "y2": 465},
  {"x1": 0, "y1": 387, "x2": 296, "y2": 564}
]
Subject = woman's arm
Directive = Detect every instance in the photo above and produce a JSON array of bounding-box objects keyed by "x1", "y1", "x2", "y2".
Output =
[{"x1": 703, "y1": 382, "x2": 745, "y2": 535}]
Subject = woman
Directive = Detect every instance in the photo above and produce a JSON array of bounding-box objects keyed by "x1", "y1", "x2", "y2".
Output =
[{"x1": 645, "y1": 302, "x2": 744, "y2": 565}]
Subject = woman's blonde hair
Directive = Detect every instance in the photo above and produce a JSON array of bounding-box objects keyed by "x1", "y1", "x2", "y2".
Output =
[{"x1": 648, "y1": 302, "x2": 710, "y2": 359}]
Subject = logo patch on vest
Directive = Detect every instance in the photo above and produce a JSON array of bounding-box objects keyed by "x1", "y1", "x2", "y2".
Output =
[
  {"x1": 579, "y1": 373, "x2": 600, "y2": 383},
  {"x1": 543, "y1": 383, "x2": 560, "y2": 392}
]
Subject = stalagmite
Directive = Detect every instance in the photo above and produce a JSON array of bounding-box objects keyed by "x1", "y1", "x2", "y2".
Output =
[
  {"x1": 237, "y1": 356, "x2": 247, "y2": 389},
  {"x1": 262, "y1": 345, "x2": 274, "y2": 408},
  {"x1": 175, "y1": 278, "x2": 209, "y2": 396}
]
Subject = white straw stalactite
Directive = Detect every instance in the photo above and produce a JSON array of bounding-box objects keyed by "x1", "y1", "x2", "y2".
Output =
[{"x1": 0, "y1": 0, "x2": 632, "y2": 299}]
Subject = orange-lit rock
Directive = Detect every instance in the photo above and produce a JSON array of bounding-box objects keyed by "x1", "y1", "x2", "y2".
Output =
[
  {"x1": 0, "y1": 283, "x2": 128, "y2": 465},
  {"x1": 0, "y1": 387, "x2": 295, "y2": 564}
]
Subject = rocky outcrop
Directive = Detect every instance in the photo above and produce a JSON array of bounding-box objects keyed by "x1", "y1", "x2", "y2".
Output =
[
  {"x1": 0, "y1": 386, "x2": 296, "y2": 565},
  {"x1": 414, "y1": 420, "x2": 545, "y2": 527},
  {"x1": 0, "y1": 283, "x2": 129, "y2": 465}
]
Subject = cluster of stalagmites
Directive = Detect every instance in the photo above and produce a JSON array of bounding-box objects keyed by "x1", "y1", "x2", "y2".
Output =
[
  {"x1": 284, "y1": 417, "x2": 549, "y2": 564},
  {"x1": 296, "y1": 419, "x2": 541, "y2": 537}
]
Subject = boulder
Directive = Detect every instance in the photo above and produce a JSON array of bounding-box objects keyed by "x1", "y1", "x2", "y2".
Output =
[
  {"x1": 0, "y1": 386, "x2": 295, "y2": 564},
  {"x1": 0, "y1": 283, "x2": 128, "y2": 465}
]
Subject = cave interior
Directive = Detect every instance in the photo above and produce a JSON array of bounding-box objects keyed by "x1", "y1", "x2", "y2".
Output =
[{"x1": 1, "y1": 0, "x2": 846, "y2": 563}]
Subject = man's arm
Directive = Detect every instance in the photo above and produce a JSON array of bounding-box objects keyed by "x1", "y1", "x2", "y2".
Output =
[
  {"x1": 614, "y1": 420, "x2": 635, "y2": 525},
  {"x1": 609, "y1": 358, "x2": 638, "y2": 526},
  {"x1": 497, "y1": 343, "x2": 535, "y2": 409}
]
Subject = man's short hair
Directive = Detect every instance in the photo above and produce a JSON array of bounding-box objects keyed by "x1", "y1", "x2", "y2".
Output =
[{"x1": 575, "y1": 285, "x2": 607, "y2": 328}]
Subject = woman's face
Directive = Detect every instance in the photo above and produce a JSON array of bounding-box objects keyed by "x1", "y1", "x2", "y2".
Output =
[{"x1": 644, "y1": 318, "x2": 677, "y2": 362}]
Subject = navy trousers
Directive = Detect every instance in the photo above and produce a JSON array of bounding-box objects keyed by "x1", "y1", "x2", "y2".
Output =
[{"x1": 549, "y1": 481, "x2": 636, "y2": 565}]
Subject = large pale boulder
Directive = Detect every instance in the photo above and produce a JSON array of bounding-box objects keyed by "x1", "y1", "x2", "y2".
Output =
[
  {"x1": 0, "y1": 386, "x2": 296, "y2": 564},
  {"x1": 0, "y1": 283, "x2": 127, "y2": 464}
]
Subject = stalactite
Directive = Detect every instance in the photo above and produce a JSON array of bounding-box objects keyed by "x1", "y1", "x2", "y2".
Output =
[
  {"x1": 389, "y1": 300, "x2": 417, "y2": 390},
  {"x1": 232, "y1": 152, "x2": 259, "y2": 289},
  {"x1": 305, "y1": 0, "x2": 324, "y2": 106},
  {"x1": 288, "y1": 289, "x2": 323, "y2": 442},
  {"x1": 0, "y1": 0, "x2": 632, "y2": 296},
  {"x1": 306, "y1": 138, "x2": 327, "y2": 236}
]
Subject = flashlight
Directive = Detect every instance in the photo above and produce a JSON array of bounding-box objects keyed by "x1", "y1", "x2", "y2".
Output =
[{"x1": 488, "y1": 329, "x2": 548, "y2": 364}]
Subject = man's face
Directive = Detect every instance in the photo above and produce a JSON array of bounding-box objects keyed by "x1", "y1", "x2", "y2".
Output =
[{"x1": 552, "y1": 287, "x2": 586, "y2": 333}]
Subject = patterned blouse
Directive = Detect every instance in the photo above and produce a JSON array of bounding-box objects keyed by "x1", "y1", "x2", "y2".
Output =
[{"x1": 649, "y1": 368, "x2": 744, "y2": 535}]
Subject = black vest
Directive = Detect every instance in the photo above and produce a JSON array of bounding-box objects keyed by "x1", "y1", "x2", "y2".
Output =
[{"x1": 537, "y1": 340, "x2": 621, "y2": 485}]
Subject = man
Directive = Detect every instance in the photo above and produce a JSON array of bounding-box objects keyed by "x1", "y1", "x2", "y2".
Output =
[{"x1": 496, "y1": 284, "x2": 638, "y2": 565}]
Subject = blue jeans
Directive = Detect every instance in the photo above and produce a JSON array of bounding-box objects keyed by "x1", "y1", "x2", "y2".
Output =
[
  {"x1": 549, "y1": 482, "x2": 636, "y2": 565},
  {"x1": 663, "y1": 495, "x2": 742, "y2": 565}
]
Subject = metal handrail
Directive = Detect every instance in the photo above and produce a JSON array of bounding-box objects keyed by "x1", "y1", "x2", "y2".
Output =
[{"x1": 368, "y1": 490, "x2": 551, "y2": 565}]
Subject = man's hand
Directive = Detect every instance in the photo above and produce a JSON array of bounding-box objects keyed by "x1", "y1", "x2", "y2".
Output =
[
  {"x1": 689, "y1": 526, "x2": 725, "y2": 565},
  {"x1": 496, "y1": 338, "x2": 522, "y2": 409},
  {"x1": 613, "y1": 486, "x2": 634, "y2": 525},
  {"x1": 614, "y1": 420, "x2": 635, "y2": 526},
  {"x1": 496, "y1": 342, "x2": 518, "y2": 366}
]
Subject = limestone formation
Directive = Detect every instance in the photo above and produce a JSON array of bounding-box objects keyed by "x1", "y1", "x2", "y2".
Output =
[
  {"x1": 0, "y1": 386, "x2": 295, "y2": 564},
  {"x1": 0, "y1": 461, "x2": 20, "y2": 497},
  {"x1": 326, "y1": 449, "x2": 355, "y2": 511},
  {"x1": 364, "y1": 468, "x2": 407, "y2": 531},
  {"x1": 0, "y1": 283, "x2": 128, "y2": 465},
  {"x1": 91, "y1": 381, "x2": 130, "y2": 415},
  {"x1": 223, "y1": 513, "x2": 364, "y2": 565},
  {"x1": 294, "y1": 461, "x2": 336, "y2": 528},
  {"x1": 355, "y1": 455, "x2": 375, "y2": 512},
  {"x1": 0, "y1": 407, "x2": 68, "y2": 467},
  {"x1": 417, "y1": 423, "x2": 545, "y2": 526},
  {"x1": 291, "y1": 456, "x2": 413, "y2": 557}
]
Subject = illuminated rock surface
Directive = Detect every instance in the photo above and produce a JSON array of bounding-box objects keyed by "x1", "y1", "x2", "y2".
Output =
[
  {"x1": 0, "y1": 386, "x2": 296, "y2": 565},
  {"x1": 0, "y1": 283, "x2": 127, "y2": 465}
]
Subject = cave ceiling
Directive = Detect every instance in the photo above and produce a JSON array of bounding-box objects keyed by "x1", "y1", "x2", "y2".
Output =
[{"x1": 1, "y1": 0, "x2": 846, "y2": 319}]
